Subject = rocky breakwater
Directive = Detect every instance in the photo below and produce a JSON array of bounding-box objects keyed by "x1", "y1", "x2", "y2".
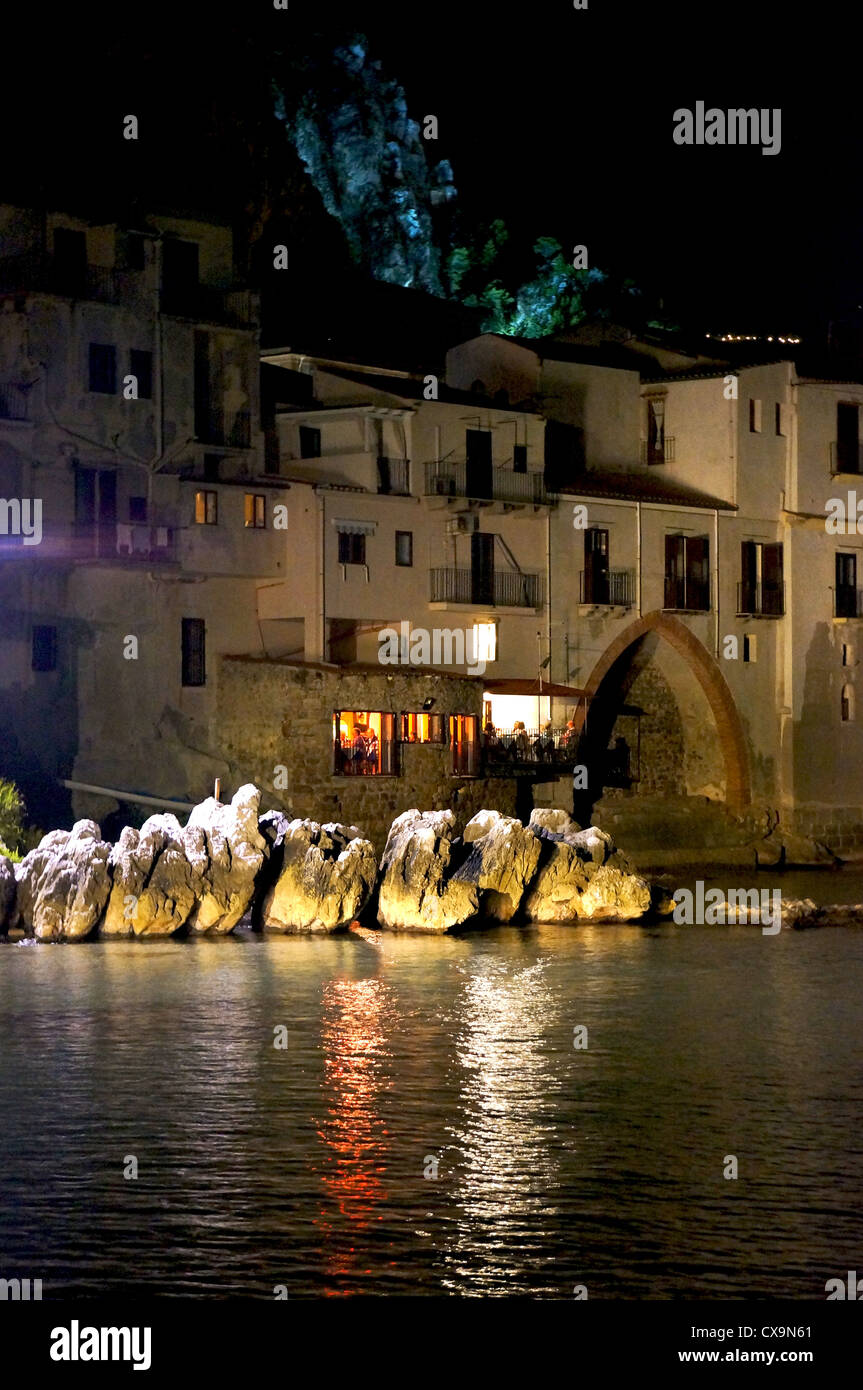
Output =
[
  {"x1": 375, "y1": 806, "x2": 662, "y2": 930},
  {"x1": 0, "y1": 790, "x2": 669, "y2": 940}
]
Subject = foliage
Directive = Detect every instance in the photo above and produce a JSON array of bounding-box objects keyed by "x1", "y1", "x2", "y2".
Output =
[{"x1": 0, "y1": 778, "x2": 26, "y2": 855}]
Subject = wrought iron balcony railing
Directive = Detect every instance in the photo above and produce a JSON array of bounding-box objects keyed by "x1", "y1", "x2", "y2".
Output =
[
  {"x1": 663, "y1": 574, "x2": 710, "y2": 612},
  {"x1": 579, "y1": 569, "x2": 635, "y2": 606},
  {"x1": 0, "y1": 383, "x2": 32, "y2": 421},
  {"x1": 0, "y1": 252, "x2": 135, "y2": 305},
  {"x1": 377, "y1": 456, "x2": 411, "y2": 495},
  {"x1": 641, "y1": 436, "x2": 675, "y2": 465},
  {"x1": 160, "y1": 285, "x2": 257, "y2": 329},
  {"x1": 737, "y1": 580, "x2": 785, "y2": 616},
  {"x1": 429, "y1": 566, "x2": 544, "y2": 608}
]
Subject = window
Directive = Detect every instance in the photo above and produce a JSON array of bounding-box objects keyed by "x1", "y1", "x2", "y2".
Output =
[
  {"x1": 664, "y1": 534, "x2": 710, "y2": 611},
  {"x1": 645, "y1": 396, "x2": 667, "y2": 463},
  {"x1": 129, "y1": 349, "x2": 153, "y2": 399},
  {"x1": 513, "y1": 443, "x2": 527, "y2": 474},
  {"x1": 203, "y1": 455, "x2": 221, "y2": 483},
  {"x1": 334, "y1": 711, "x2": 397, "y2": 775},
  {"x1": 743, "y1": 634, "x2": 757, "y2": 663},
  {"x1": 89, "y1": 343, "x2": 116, "y2": 394},
  {"x1": 195, "y1": 490, "x2": 218, "y2": 525},
  {"x1": 400, "y1": 712, "x2": 445, "y2": 744},
  {"x1": 338, "y1": 531, "x2": 365, "y2": 565},
  {"x1": 544, "y1": 420, "x2": 585, "y2": 487},
  {"x1": 450, "y1": 714, "x2": 479, "y2": 776},
  {"x1": 244, "y1": 493, "x2": 266, "y2": 528},
  {"x1": 125, "y1": 232, "x2": 146, "y2": 270},
  {"x1": 299, "y1": 425, "x2": 321, "y2": 459},
  {"x1": 740, "y1": 541, "x2": 784, "y2": 615},
  {"x1": 836, "y1": 403, "x2": 860, "y2": 474},
  {"x1": 129, "y1": 496, "x2": 147, "y2": 523},
  {"x1": 32, "y1": 625, "x2": 57, "y2": 672},
  {"x1": 841, "y1": 683, "x2": 855, "y2": 722},
  {"x1": 582, "y1": 527, "x2": 610, "y2": 603},
  {"x1": 53, "y1": 227, "x2": 87, "y2": 292},
  {"x1": 836, "y1": 552, "x2": 859, "y2": 618},
  {"x1": 181, "y1": 618, "x2": 206, "y2": 687},
  {"x1": 843, "y1": 643, "x2": 854, "y2": 667},
  {"x1": 395, "y1": 530, "x2": 413, "y2": 566},
  {"x1": 775, "y1": 402, "x2": 784, "y2": 436},
  {"x1": 472, "y1": 622, "x2": 497, "y2": 666},
  {"x1": 749, "y1": 398, "x2": 762, "y2": 432}
]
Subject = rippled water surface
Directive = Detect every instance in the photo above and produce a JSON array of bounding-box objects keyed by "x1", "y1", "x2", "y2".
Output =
[{"x1": 1, "y1": 909, "x2": 862, "y2": 1298}]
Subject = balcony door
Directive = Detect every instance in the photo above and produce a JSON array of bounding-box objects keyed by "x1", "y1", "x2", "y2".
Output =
[
  {"x1": 75, "y1": 466, "x2": 117, "y2": 556},
  {"x1": 584, "y1": 527, "x2": 609, "y2": 603},
  {"x1": 837, "y1": 403, "x2": 860, "y2": 474},
  {"x1": 465, "y1": 429, "x2": 493, "y2": 500},
  {"x1": 471, "y1": 531, "x2": 495, "y2": 605},
  {"x1": 836, "y1": 552, "x2": 858, "y2": 618}
]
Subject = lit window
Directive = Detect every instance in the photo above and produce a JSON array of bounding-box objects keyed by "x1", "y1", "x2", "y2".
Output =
[
  {"x1": 195, "y1": 490, "x2": 218, "y2": 525},
  {"x1": 450, "y1": 714, "x2": 479, "y2": 776},
  {"x1": 334, "y1": 711, "x2": 397, "y2": 775},
  {"x1": 244, "y1": 493, "x2": 266, "y2": 528},
  {"x1": 472, "y1": 622, "x2": 497, "y2": 665},
  {"x1": 400, "y1": 712, "x2": 444, "y2": 744}
]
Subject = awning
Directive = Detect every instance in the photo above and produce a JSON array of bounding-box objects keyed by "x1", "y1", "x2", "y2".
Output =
[
  {"x1": 332, "y1": 518, "x2": 377, "y2": 535},
  {"x1": 483, "y1": 678, "x2": 589, "y2": 698}
]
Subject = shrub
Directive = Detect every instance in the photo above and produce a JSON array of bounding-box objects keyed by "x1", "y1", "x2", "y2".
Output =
[{"x1": 0, "y1": 778, "x2": 27, "y2": 856}]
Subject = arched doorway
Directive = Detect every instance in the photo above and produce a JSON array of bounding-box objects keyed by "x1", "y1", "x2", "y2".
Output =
[{"x1": 575, "y1": 612, "x2": 750, "y2": 820}]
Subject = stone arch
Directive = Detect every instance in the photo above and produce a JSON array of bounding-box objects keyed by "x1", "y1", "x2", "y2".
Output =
[{"x1": 578, "y1": 611, "x2": 751, "y2": 810}]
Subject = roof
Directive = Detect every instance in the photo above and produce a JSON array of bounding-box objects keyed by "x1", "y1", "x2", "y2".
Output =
[
  {"x1": 315, "y1": 364, "x2": 542, "y2": 415},
  {"x1": 560, "y1": 469, "x2": 735, "y2": 510}
]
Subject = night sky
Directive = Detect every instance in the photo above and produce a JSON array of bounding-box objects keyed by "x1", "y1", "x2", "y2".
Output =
[{"x1": 4, "y1": 1, "x2": 860, "y2": 343}]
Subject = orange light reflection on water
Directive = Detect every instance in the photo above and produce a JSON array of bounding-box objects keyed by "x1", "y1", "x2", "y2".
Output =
[{"x1": 314, "y1": 976, "x2": 393, "y2": 1295}]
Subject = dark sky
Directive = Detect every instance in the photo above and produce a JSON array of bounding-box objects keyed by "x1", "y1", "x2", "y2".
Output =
[{"x1": 4, "y1": 1, "x2": 860, "y2": 342}]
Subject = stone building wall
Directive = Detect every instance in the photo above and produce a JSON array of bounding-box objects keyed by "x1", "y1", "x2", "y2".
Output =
[{"x1": 217, "y1": 658, "x2": 520, "y2": 852}]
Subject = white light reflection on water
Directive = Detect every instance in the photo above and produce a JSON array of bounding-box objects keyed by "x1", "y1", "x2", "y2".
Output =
[{"x1": 440, "y1": 954, "x2": 567, "y2": 1295}]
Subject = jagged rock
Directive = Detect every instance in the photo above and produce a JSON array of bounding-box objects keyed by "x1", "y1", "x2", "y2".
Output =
[
  {"x1": 262, "y1": 819, "x2": 376, "y2": 932},
  {"x1": 755, "y1": 832, "x2": 837, "y2": 868},
  {"x1": 452, "y1": 810, "x2": 542, "y2": 921},
  {"x1": 14, "y1": 820, "x2": 111, "y2": 940},
  {"x1": 377, "y1": 809, "x2": 478, "y2": 931},
  {"x1": 523, "y1": 826, "x2": 652, "y2": 923},
  {"x1": 528, "y1": 808, "x2": 579, "y2": 838},
  {"x1": 0, "y1": 856, "x2": 16, "y2": 932},
  {"x1": 101, "y1": 819, "x2": 191, "y2": 937},
  {"x1": 183, "y1": 784, "x2": 268, "y2": 933}
]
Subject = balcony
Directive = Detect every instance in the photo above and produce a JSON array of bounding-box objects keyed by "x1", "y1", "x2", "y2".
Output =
[
  {"x1": 72, "y1": 522, "x2": 179, "y2": 565},
  {"x1": 579, "y1": 569, "x2": 635, "y2": 607},
  {"x1": 195, "y1": 407, "x2": 252, "y2": 449},
  {"x1": 429, "y1": 567, "x2": 543, "y2": 609},
  {"x1": 0, "y1": 383, "x2": 32, "y2": 422},
  {"x1": 830, "y1": 441, "x2": 863, "y2": 476},
  {"x1": 663, "y1": 575, "x2": 710, "y2": 612},
  {"x1": 0, "y1": 252, "x2": 135, "y2": 305},
  {"x1": 160, "y1": 285, "x2": 257, "y2": 329},
  {"x1": 423, "y1": 461, "x2": 555, "y2": 508},
  {"x1": 737, "y1": 581, "x2": 785, "y2": 617},
  {"x1": 641, "y1": 437, "x2": 675, "y2": 466},
  {"x1": 834, "y1": 585, "x2": 863, "y2": 619},
  {"x1": 377, "y1": 456, "x2": 411, "y2": 496}
]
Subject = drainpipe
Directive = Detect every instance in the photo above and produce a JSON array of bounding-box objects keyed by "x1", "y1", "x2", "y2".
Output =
[
  {"x1": 316, "y1": 486, "x2": 326, "y2": 662},
  {"x1": 546, "y1": 509, "x2": 552, "y2": 682},
  {"x1": 150, "y1": 234, "x2": 164, "y2": 523},
  {"x1": 636, "y1": 499, "x2": 642, "y2": 617},
  {"x1": 713, "y1": 506, "x2": 720, "y2": 659},
  {"x1": 60, "y1": 779, "x2": 196, "y2": 812}
]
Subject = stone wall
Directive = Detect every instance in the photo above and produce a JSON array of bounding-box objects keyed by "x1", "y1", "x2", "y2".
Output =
[{"x1": 217, "y1": 658, "x2": 520, "y2": 852}]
